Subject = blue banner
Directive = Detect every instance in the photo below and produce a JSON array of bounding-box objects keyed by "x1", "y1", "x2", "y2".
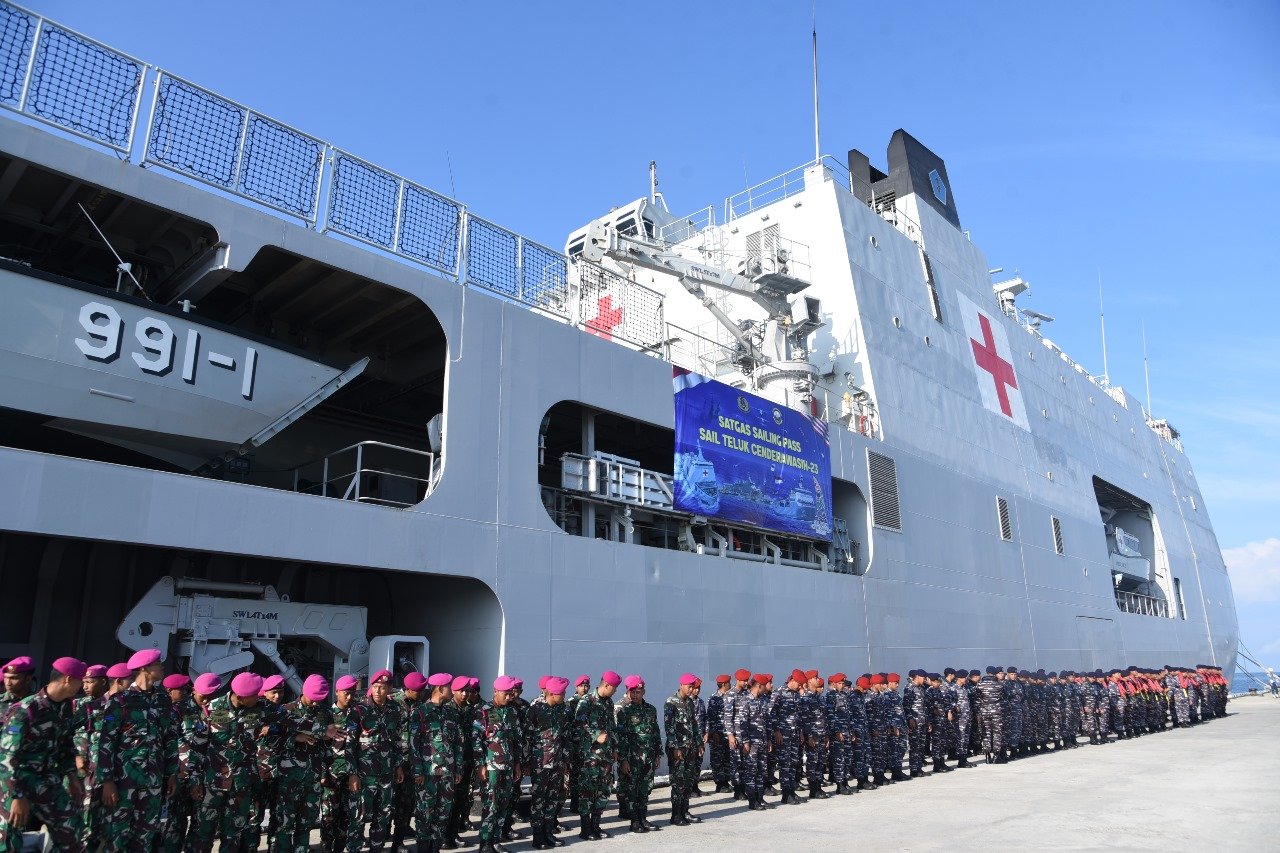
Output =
[{"x1": 673, "y1": 367, "x2": 832, "y2": 541}]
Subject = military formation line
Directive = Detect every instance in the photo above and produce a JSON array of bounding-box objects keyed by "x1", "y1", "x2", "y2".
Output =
[{"x1": 0, "y1": 653, "x2": 1230, "y2": 852}]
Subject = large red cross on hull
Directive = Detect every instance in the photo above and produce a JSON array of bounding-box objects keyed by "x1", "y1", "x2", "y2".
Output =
[
  {"x1": 585, "y1": 295, "x2": 623, "y2": 341},
  {"x1": 971, "y1": 313, "x2": 1018, "y2": 417}
]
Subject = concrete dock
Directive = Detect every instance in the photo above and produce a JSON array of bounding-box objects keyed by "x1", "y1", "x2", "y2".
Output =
[{"x1": 508, "y1": 697, "x2": 1278, "y2": 851}]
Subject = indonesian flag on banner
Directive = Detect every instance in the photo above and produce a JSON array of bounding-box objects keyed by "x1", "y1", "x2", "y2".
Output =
[{"x1": 957, "y1": 293, "x2": 1030, "y2": 430}]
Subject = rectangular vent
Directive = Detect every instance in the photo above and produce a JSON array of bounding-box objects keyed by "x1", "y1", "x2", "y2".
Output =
[
  {"x1": 1051, "y1": 516, "x2": 1064, "y2": 555},
  {"x1": 997, "y1": 497, "x2": 1012, "y2": 541},
  {"x1": 868, "y1": 451, "x2": 902, "y2": 531}
]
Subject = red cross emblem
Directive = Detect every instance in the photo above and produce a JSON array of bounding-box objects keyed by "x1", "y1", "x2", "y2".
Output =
[
  {"x1": 585, "y1": 295, "x2": 624, "y2": 341},
  {"x1": 970, "y1": 312, "x2": 1018, "y2": 417}
]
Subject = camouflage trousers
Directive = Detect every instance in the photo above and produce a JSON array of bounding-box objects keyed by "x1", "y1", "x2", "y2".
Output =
[
  {"x1": 828, "y1": 733, "x2": 850, "y2": 783},
  {"x1": 1048, "y1": 707, "x2": 1063, "y2": 740},
  {"x1": 617, "y1": 754, "x2": 656, "y2": 811},
  {"x1": 667, "y1": 745, "x2": 698, "y2": 804},
  {"x1": 414, "y1": 773, "x2": 455, "y2": 847},
  {"x1": 530, "y1": 763, "x2": 566, "y2": 824},
  {"x1": 191, "y1": 784, "x2": 253, "y2": 853},
  {"x1": 246, "y1": 776, "x2": 276, "y2": 851},
  {"x1": 159, "y1": 783, "x2": 201, "y2": 853},
  {"x1": 979, "y1": 711, "x2": 1002, "y2": 754},
  {"x1": 930, "y1": 722, "x2": 947, "y2": 765},
  {"x1": 738, "y1": 741, "x2": 768, "y2": 799},
  {"x1": 774, "y1": 729, "x2": 801, "y2": 791},
  {"x1": 574, "y1": 757, "x2": 612, "y2": 817},
  {"x1": 0, "y1": 776, "x2": 85, "y2": 852},
  {"x1": 727, "y1": 736, "x2": 743, "y2": 786},
  {"x1": 708, "y1": 732, "x2": 730, "y2": 784},
  {"x1": 271, "y1": 766, "x2": 323, "y2": 853},
  {"x1": 100, "y1": 771, "x2": 163, "y2": 852},
  {"x1": 348, "y1": 772, "x2": 394, "y2": 851},
  {"x1": 851, "y1": 729, "x2": 870, "y2": 780},
  {"x1": 953, "y1": 715, "x2": 971, "y2": 757},
  {"x1": 907, "y1": 720, "x2": 927, "y2": 772},
  {"x1": 1008, "y1": 708, "x2": 1024, "y2": 749},
  {"x1": 449, "y1": 761, "x2": 475, "y2": 837},
  {"x1": 320, "y1": 780, "x2": 360, "y2": 853},
  {"x1": 804, "y1": 736, "x2": 829, "y2": 787},
  {"x1": 479, "y1": 766, "x2": 515, "y2": 843},
  {"x1": 391, "y1": 771, "x2": 417, "y2": 844}
]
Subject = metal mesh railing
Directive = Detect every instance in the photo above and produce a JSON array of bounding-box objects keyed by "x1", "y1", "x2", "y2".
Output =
[
  {"x1": 0, "y1": 3, "x2": 144, "y2": 152},
  {"x1": 0, "y1": 3, "x2": 35, "y2": 107},
  {"x1": 0, "y1": 1, "x2": 665, "y2": 354}
]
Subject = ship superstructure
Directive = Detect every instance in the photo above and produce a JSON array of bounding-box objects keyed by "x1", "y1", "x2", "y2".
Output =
[{"x1": 0, "y1": 3, "x2": 1237, "y2": 684}]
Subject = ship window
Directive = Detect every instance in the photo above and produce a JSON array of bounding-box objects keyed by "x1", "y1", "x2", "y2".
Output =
[
  {"x1": 1051, "y1": 516, "x2": 1064, "y2": 555},
  {"x1": 1174, "y1": 577, "x2": 1187, "y2": 620},
  {"x1": 868, "y1": 451, "x2": 901, "y2": 531},
  {"x1": 997, "y1": 497, "x2": 1012, "y2": 541}
]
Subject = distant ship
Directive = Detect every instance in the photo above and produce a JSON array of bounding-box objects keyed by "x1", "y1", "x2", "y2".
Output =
[{"x1": 0, "y1": 3, "x2": 1237, "y2": 685}]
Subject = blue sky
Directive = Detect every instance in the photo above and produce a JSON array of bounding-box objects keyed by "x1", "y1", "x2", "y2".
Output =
[{"x1": 32, "y1": 1, "x2": 1280, "y2": 664}]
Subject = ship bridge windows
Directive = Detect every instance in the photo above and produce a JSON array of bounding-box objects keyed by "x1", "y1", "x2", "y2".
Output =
[
  {"x1": 539, "y1": 401, "x2": 856, "y2": 573},
  {"x1": 1093, "y1": 476, "x2": 1174, "y2": 618}
]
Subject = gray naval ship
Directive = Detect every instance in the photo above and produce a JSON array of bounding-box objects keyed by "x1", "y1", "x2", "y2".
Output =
[{"x1": 0, "y1": 3, "x2": 1238, "y2": 688}]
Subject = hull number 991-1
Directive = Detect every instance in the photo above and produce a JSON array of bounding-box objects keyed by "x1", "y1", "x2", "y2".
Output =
[{"x1": 74, "y1": 301, "x2": 258, "y2": 400}]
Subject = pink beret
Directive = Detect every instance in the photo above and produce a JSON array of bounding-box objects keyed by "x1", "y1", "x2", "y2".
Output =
[
  {"x1": 546, "y1": 677, "x2": 569, "y2": 694},
  {"x1": 370, "y1": 669, "x2": 392, "y2": 685},
  {"x1": 106, "y1": 663, "x2": 133, "y2": 679},
  {"x1": 335, "y1": 675, "x2": 359, "y2": 692},
  {"x1": 231, "y1": 672, "x2": 263, "y2": 698},
  {"x1": 427, "y1": 672, "x2": 453, "y2": 687},
  {"x1": 512, "y1": 678, "x2": 524, "y2": 689},
  {"x1": 85, "y1": 665, "x2": 108, "y2": 678},
  {"x1": 451, "y1": 675, "x2": 470, "y2": 691},
  {"x1": 624, "y1": 675, "x2": 644, "y2": 690},
  {"x1": 53, "y1": 657, "x2": 87, "y2": 679},
  {"x1": 260, "y1": 675, "x2": 285, "y2": 695},
  {"x1": 601, "y1": 670, "x2": 622, "y2": 687},
  {"x1": 194, "y1": 673, "x2": 222, "y2": 695},
  {"x1": 127, "y1": 649, "x2": 161, "y2": 670},
  {"x1": 403, "y1": 672, "x2": 428, "y2": 691},
  {"x1": 162, "y1": 674, "x2": 191, "y2": 690},
  {"x1": 575, "y1": 675, "x2": 590, "y2": 687},
  {"x1": 538, "y1": 675, "x2": 550, "y2": 690},
  {"x1": 467, "y1": 677, "x2": 479, "y2": 689},
  {"x1": 302, "y1": 674, "x2": 330, "y2": 702},
  {"x1": 679, "y1": 673, "x2": 698, "y2": 686},
  {"x1": 3, "y1": 656, "x2": 34, "y2": 674},
  {"x1": 494, "y1": 675, "x2": 517, "y2": 691}
]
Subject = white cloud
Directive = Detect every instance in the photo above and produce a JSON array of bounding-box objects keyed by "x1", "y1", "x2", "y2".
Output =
[{"x1": 1224, "y1": 538, "x2": 1280, "y2": 604}]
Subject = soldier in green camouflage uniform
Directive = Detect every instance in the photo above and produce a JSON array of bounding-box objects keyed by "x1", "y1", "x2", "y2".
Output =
[
  {"x1": 0, "y1": 658, "x2": 86, "y2": 851},
  {"x1": 160, "y1": 673, "x2": 210, "y2": 853},
  {"x1": 321, "y1": 675, "x2": 361, "y2": 853},
  {"x1": 445, "y1": 676, "x2": 477, "y2": 850},
  {"x1": 389, "y1": 672, "x2": 426, "y2": 849},
  {"x1": 573, "y1": 671, "x2": 619, "y2": 841},
  {"x1": 524, "y1": 676, "x2": 570, "y2": 850},
  {"x1": 273, "y1": 673, "x2": 334, "y2": 853},
  {"x1": 615, "y1": 676, "x2": 660, "y2": 835},
  {"x1": 348, "y1": 669, "x2": 405, "y2": 851},
  {"x1": 665, "y1": 674, "x2": 702, "y2": 827},
  {"x1": 0, "y1": 657, "x2": 35, "y2": 720},
  {"x1": 249, "y1": 675, "x2": 288, "y2": 851},
  {"x1": 96, "y1": 649, "x2": 177, "y2": 852},
  {"x1": 72, "y1": 663, "x2": 108, "y2": 847},
  {"x1": 408, "y1": 673, "x2": 461, "y2": 853},
  {"x1": 564, "y1": 676, "x2": 590, "y2": 816},
  {"x1": 473, "y1": 676, "x2": 520, "y2": 853},
  {"x1": 190, "y1": 671, "x2": 272, "y2": 852}
]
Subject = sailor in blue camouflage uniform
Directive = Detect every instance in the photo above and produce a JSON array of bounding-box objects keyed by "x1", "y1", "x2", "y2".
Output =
[
  {"x1": 975, "y1": 667, "x2": 1005, "y2": 763},
  {"x1": 1094, "y1": 671, "x2": 1111, "y2": 742},
  {"x1": 721, "y1": 670, "x2": 750, "y2": 799},
  {"x1": 822, "y1": 674, "x2": 854, "y2": 794},
  {"x1": 1022, "y1": 671, "x2": 1042, "y2": 753},
  {"x1": 731, "y1": 674, "x2": 772, "y2": 811},
  {"x1": 0, "y1": 657, "x2": 86, "y2": 852},
  {"x1": 952, "y1": 670, "x2": 975, "y2": 768},
  {"x1": 925, "y1": 673, "x2": 953, "y2": 773},
  {"x1": 1107, "y1": 672, "x2": 1127, "y2": 740},
  {"x1": 768, "y1": 671, "x2": 805, "y2": 804},
  {"x1": 1046, "y1": 673, "x2": 1064, "y2": 749},
  {"x1": 850, "y1": 676, "x2": 873, "y2": 788},
  {"x1": 866, "y1": 674, "x2": 890, "y2": 784},
  {"x1": 885, "y1": 674, "x2": 908, "y2": 780},
  {"x1": 706, "y1": 675, "x2": 732, "y2": 793},
  {"x1": 903, "y1": 672, "x2": 928, "y2": 777},
  {"x1": 1004, "y1": 667, "x2": 1024, "y2": 759},
  {"x1": 800, "y1": 675, "x2": 830, "y2": 799}
]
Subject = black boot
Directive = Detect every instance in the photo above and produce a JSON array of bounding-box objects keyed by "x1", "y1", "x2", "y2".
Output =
[
  {"x1": 685, "y1": 800, "x2": 702, "y2": 823},
  {"x1": 629, "y1": 816, "x2": 646, "y2": 834},
  {"x1": 640, "y1": 804, "x2": 659, "y2": 832},
  {"x1": 592, "y1": 811, "x2": 608, "y2": 840},
  {"x1": 618, "y1": 801, "x2": 632, "y2": 820},
  {"x1": 531, "y1": 822, "x2": 553, "y2": 850},
  {"x1": 892, "y1": 769, "x2": 909, "y2": 782},
  {"x1": 670, "y1": 800, "x2": 689, "y2": 826},
  {"x1": 477, "y1": 843, "x2": 498, "y2": 853},
  {"x1": 733, "y1": 784, "x2": 744, "y2": 800},
  {"x1": 579, "y1": 816, "x2": 593, "y2": 841}
]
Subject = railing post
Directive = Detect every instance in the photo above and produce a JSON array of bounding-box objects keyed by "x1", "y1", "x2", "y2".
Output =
[
  {"x1": 457, "y1": 208, "x2": 470, "y2": 286},
  {"x1": 321, "y1": 456, "x2": 329, "y2": 498},
  {"x1": 139, "y1": 69, "x2": 162, "y2": 167},
  {"x1": 16, "y1": 15, "x2": 42, "y2": 113},
  {"x1": 391, "y1": 177, "x2": 405, "y2": 253},
  {"x1": 515, "y1": 235, "x2": 524, "y2": 302},
  {"x1": 231, "y1": 108, "x2": 250, "y2": 193},
  {"x1": 310, "y1": 144, "x2": 329, "y2": 230},
  {"x1": 354, "y1": 444, "x2": 363, "y2": 503}
]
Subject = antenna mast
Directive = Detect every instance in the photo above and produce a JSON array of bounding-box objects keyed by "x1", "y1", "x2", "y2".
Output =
[
  {"x1": 1142, "y1": 321, "x2": 1152, "y2": 417},
  {"x1": 1098, "y1": 269, "x2": 1109, "y2": 384},
  {"x1": 812, "y1": 1, "x2": 821, "y2": 164}
]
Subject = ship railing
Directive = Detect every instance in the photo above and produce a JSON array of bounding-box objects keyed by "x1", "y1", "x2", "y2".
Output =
[
  {"x1": 0, "y1": 1, "x2": 666, "y2": 353},
  {"x1": 291, "y1": 441, "x2": 437, "y2": 508},
  {"x1": 659, "y1": 206, "x2": 717, "y2": 245},
  {"x1": 1114, "y1": 588, "x2": 1170, "y2": 619},
  {"x1": 560, "y1": 452, "x2": 674, "y2": 510},
  {"x1": 724, "y1": 155, "x2": 851, "y2": 221},
  {"x1": 662, "y1": 322, "x2": 739, "y2": 378}
]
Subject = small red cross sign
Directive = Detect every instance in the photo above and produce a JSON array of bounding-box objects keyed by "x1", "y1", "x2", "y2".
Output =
[
  {"x1": 970, "y1": 312, "x2": 1019, "y2": 417},
  {"x1": 585, "y1": 295, "x2": 624, "y2": 341}
]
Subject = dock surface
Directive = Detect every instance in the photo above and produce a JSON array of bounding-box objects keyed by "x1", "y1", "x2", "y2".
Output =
[{"x1": 549, "y1": 697, "x2": 1278, "y2": 851}]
